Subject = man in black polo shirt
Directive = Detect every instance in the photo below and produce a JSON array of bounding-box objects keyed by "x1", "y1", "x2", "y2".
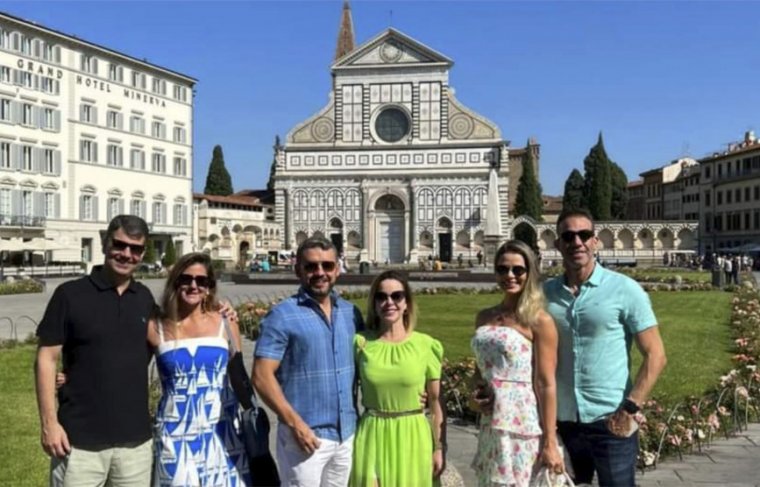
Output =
[{"x1": 35, "y1": 215, "x2": 155, "y2": 486}]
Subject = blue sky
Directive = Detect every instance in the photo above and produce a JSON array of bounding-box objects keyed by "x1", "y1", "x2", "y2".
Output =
[{"x1": 5, "y1": 1, "x2": 760, "y2": 195}]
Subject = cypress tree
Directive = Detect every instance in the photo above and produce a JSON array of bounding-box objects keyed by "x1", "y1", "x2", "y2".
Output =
[
  {"x1": 204, "y1": 145, "x2": 233, "y2": 196},
  {"x1": 162, "y1": 239, "x2": 177, "y2": 268},
  {"x1": 267, "y1": 135, "x2": 281, "y2": 193},
  {"x1": 144, "y1": 239, "x2": 156, "y2": 267},
  {"x1": 583, "y1": 133, "x2": 612, "y2": 220},
  {"x1": 514, "y1": 141, "x2": 544, "y2": 221},
  {"x1": 610, "y1": 162, "x2": 629, "y2": 220},
  {"x1": 562, "y1": 169, "x2": 586, "y2": 212}
]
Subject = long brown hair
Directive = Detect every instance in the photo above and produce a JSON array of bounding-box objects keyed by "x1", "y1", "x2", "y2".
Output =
[
  {"x1": 365, "y1": 270, "x2": 417, "y2": 332},
  {"x1": 160, "y1": 252, "x2": 219, "y2": 323}
]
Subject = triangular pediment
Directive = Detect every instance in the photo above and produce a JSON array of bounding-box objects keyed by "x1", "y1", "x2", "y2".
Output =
[{"x1": 332, "y1": 28, "x2": 453, "y2": 70}]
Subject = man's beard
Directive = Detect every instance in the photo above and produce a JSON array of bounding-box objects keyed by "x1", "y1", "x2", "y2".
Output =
[{"x1": 305, "y1": 277, "x2": 333, "y2": 298}]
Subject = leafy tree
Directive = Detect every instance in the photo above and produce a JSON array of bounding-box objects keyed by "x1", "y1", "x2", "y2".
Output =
[
  {"x1": 562, "y1": 169, "x2": 586, "y2": 213},
  {"x1": 583, "y1": 132, "x2": 612, "y2": 220},
  {"x1": 514, "y1": 141, "x2": 544, "y2": 221},
  {"x1": 204, "y1": 145, "x2": 233, "y2": 196},
  {"x1": 610, "y1": 162, "x2": 629, "y2": 220},
  {"x1": 143, "y1": 239, "x2": 156, "y2": 266},
  {"x1": 267, "y1": 136, "x2": 281, "y2": 193},
  {"x1": 162, "y1": 239, "x2": 177, "y2": 268}
]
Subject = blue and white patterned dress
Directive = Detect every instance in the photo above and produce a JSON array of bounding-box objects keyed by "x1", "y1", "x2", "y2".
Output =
[{"x1": 154, "y1": 320, "x2": 250, "y2": 486}]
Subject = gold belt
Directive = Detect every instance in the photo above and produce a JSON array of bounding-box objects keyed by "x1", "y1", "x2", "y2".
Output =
[{"x1": 364, "y1": 408, "x2": 424, "y2": 418}]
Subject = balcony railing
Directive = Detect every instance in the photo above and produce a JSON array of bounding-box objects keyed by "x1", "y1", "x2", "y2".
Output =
[{"x1": 0, "y1": 215, "x2": 46, "y2": 228}]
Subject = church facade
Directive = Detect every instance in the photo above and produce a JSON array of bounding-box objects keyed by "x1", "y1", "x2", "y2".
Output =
[{"x1": 273, "y1": 7, "x2": 530, "y2": 263}]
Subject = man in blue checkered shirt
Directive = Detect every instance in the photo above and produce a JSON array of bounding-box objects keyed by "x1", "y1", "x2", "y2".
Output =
[{"x1": 253, "y1": 236, "x2": 364, "y2": 487}]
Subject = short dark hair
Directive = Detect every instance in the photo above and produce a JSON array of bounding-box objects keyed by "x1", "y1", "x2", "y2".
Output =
[
  {"x1": 295, "y1": 236, "x2": 337, "y2": 266},
  {"x1": 556, "y1": 208, "x2": 595, "y2": 233},
  {"x1": 103, "y1": 215, "x2": 149, "y2": 248}
]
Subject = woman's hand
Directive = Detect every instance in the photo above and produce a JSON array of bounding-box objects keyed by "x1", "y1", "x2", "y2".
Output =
[
  {"x1": 468, "y1": 383, "x2": 494, "y2": 415},
  {"x1": 540, "y1": 438, "x2": 564, "y2": 474},
  {"x1": 55, "y1": 372, "x2": 66, "y2": 389},
  {"x1": 432, "y1": 448, "x2": 444, "y2": 478}
]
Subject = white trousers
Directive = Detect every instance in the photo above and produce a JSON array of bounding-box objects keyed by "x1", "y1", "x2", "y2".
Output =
[{"x1": 276, "y1": 425, "x2": 354, "y2": 487}]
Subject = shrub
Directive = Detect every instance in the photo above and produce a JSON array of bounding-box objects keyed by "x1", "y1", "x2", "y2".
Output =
[{"x1": 0, "y1": 279, "x2": 44, "y2": 295}]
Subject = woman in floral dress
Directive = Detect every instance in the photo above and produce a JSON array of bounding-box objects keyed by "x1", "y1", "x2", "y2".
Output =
[{"x1": 470, "y1": 240, "x2": 563, "y2": 487}]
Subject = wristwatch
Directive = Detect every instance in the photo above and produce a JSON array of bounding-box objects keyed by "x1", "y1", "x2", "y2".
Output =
[{"x1": 621, "y1": 398, "x2": 640, "y2": 414}]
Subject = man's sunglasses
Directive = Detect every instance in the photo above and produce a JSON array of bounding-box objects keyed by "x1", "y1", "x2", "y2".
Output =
[
  {"x1": 302, "y1": 261, "x2": 337, "y2": 273},
  {"x1": 495, "y1": 265, "x2": 528, "y2": 277},
  {"x1": 176, "y1": 274, "x2": 212, "y2": 288},
  {"x1": 111, "y1": 238, "x2": 145, "y2": 255},
  {"x1": 374, "y1": 291, "x2": 406, "y2": 303},
  {"x1": 560, "y1": 230, "x2": 595, "y2": 243}
]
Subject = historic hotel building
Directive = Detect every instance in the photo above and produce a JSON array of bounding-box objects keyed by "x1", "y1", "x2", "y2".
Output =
[
  {"x1": 274, "y1": 3, "x2": 534, "y2": 263},
  {"x1": 0, "y1": 11, "x2": 194, "y2": 265}
]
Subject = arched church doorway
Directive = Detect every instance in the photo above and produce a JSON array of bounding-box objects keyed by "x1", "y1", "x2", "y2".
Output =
[
  {"x1": 329, "y1": 218, "x2": 344, "y2": 255},
  {"x1": 375, "y1": 195, "x2": 405, "y2": 263},
  {"x1": 239, "y1": 241, "x2": 250, "y2": 267},
  {"x1": 513, "y1": 222, "x2": 537, "y2": 250},
  {"x1": 437, "y1": 217, "x2": 453, "y2": 262}
]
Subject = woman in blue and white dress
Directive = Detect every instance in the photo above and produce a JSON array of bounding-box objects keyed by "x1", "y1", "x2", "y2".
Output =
[{"x1": 147, "y1": 253, "x2": 250, "y2": 486}]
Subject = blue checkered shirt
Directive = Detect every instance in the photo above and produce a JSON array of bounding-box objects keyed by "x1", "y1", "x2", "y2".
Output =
[{"x1": 254, "y1": 287, "x2": 363, "y2": 442}]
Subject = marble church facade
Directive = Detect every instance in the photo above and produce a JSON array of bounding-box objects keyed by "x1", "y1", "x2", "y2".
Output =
[{"x1": 273, "y1": 17, "x2": 519, "y2": 264}]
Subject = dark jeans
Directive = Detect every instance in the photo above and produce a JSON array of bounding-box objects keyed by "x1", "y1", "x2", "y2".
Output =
[{"x1": 558, "y1": 420, "x2": 638, "y2": 487}]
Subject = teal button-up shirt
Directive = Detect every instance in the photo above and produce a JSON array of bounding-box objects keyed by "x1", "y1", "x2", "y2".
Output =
[{"x1": 544, "y1": 265, "x2": 657, "y2": 423}]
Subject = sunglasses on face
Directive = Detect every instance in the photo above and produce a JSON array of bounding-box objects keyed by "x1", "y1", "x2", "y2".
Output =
[
  {"x1": 374, "y1": 291, "x2": 406, "y2": 304},
  {"x1": 302, "y1": 261, "x2": 337, "y2": 273},
  {"x1": 495, "y1": 265, "x2": 528, "y2": 277},
  {"x1": 110, "y1": 238, "x2": 145, "y2": 255},
  {"x1": 560, "y1": 230, "x2": 595, "y2": 243},
  {"x1": 176, "y1": 274, "x2": 212, "y2": 288}
]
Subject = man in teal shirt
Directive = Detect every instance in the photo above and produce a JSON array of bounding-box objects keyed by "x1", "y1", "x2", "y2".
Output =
[{"x1": 544, "y1": 209, "x2": 667, "y2": 486}]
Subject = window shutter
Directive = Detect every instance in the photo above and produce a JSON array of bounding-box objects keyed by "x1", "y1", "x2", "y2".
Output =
[
  {"x1": 34, "y1": 191, "x2": 44, "y2": 217},
  {"x1": 14, "y1": 144, "x2": 23, "y2": 170},
  {"x1": 119, "y1": 198, "x2": 125, "y2": 215},
  {"x1": 54, "y1": 110, "x2": 61, "y2": 131},
  {"x1": 79, "y1": 195, "x2": 85, "y2": 220},
  {"x1": 55, "y1": 193, "x2": 61, "y2": 218},
  {"x1": 183, "y1": 206, "x2": 188, "y2": 226},
  {"x1": 80, "y1": 104, "x2": 85, "y2": 121},
  {"x1": 141, "y1": 201, "x2": 146, "y2": 219},
  {"x1": 117, "y1": 113, "x2": 123, "y2": 130},
  {"x1": 11, "y1": 189, "x2": 21, "y2": 216},
  {"x1": 93, "y1": 196, "x2": 99, "y2": 221},
  {"x1": 141, "y1": 151, "x2": 146, "y2": 170},
  {"x1": 93, "y1": 142, "x2": 98, "y2": 163},
  {"x1": 54, "y1": 150, "x2": 61, "y2": 175},
  {"x1": 92, "y1": 58, "x2": 99, "y2": 75},
  {"x1": 79, "y1": 140, "x2": 85, "y2": 161},
  {"x1": 32, "y1": 147, "x2": 41, "y2": 173},
  {"x1": 92, "y1": 106, "x2": 98, "y2": 126},
  {"x1": 32, "y1": 106, "x2": 39, "y2": 128}
]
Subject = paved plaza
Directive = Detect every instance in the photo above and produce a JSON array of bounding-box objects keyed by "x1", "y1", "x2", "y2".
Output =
[{"x1": 4, "y1": 274, "x2": 760, "y2": 486}]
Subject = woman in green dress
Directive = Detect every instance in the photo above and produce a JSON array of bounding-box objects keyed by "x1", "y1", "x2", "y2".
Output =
[{"x1": 350, "y1": 270, "x2": 445, "y2": 487}]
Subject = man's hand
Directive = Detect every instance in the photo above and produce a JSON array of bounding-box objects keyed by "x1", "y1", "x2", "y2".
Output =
[
  {"x1": 432, "y1": 449, "x2": 444, "y2": 478},
  {"x1": 606, "y1": 409, "x2": 638, "y2": 437},
  {"x1": 219, "y1": 300, "x2": 238, "y2": 322},
  {"x1": 469, "y1": 383, "x2": 494, "y2": 415},
  {"x1": 419, "y1": 390, "x2": 428, "y2": 409},
  {"x1": 291, "y1": 420, "x2": 321, "y2": 455},
  {"x1": 41, "y1": 422, "x2": 70, "y2": 458}
]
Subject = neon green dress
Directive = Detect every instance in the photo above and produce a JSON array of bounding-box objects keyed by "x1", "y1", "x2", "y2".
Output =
[{"x1": 350, "y1": 331, "x2": 444, "y2": 487}]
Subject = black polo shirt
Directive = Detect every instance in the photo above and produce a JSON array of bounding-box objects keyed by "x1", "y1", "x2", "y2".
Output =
[{"x1": 37, "y1": 266, "x2": 155, "y2": 448}]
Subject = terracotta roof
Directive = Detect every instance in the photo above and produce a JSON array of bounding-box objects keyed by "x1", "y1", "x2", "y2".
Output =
[
  {"x1": 542, "y1": 195, "x2": 563, "y2": 213},
  {"x1": 627, "y1": 180, "x2": 644, "y2": 188},
  {"x1": 193, "y1": 193, "x2": 264, "y2": 207},
  {"x1": 700, "y1": 140, "x2": 760, "y2": 163}
]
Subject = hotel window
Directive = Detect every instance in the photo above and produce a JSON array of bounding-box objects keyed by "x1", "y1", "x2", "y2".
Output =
[
  {"x1": 21, "y1": 190, "x2": 32, "y2": 217},
  {"x1": 130, "y1": 115, "x2": 145, "y2": 134},
  {"x1": 80, "y1": 140, "x2": 98, "y2": 163},
  {"x1": 81, "y1": 54, "x2": 98, "y2": 75},
  {"x1": 153, "y1": 201, "x2": 165, "y2": 224},
  {"x1": 0, "y1": 142, "x2": 10, "y2": 169},
  {"x1": 81, "y1": 194, "x2": 94, "y2": 220},
  {"x1": 21, "y1": 103, "x2": 33, "y2": 126},
  {"x1": 107, "y1": 110, "x2": 122, "y2": 130},
  {"x1": 44, "y1": 192, "x2": 56, "y2": 218},
  {"x1": 0, "y1": 66, "x2": 10, "y2": 84},
  {"x1": 80, "y1": 103, "x2": 96, "y2": 124},
  {"x1": 173, "y1": 85, "x2": 187, "y2": 102},
  {"x1": 43, "y1": 149, "x2": 55, "y2": 174},
  {"x1": 173, "y1": 126, "x2": 186, "y2": 144},
  {"x1": 130, "y1": 149, "x2": 145, "y2": 170},
  {"x1": 131, "y1": 71, "x2": 146, "y2": 89},
  {"x1": 22, "y1": 145, "x2": 33, "y2": 171},
  {"x1": 20, "y1": 35, "x2": 31, "y2": 55},
  {"x1": 0, "y1": 99, "x2": 11, "y2": 121},
  {"x1": 107, "y1": 144, "x2": 123, "y2": 167},
  {"x1": 41, "y1": 77, "x2": 58, "y2": 94},
  {"x1": 151, "y1": 153, "x2": 166, "y2": 173},
  {"x1": 152, "y1": 78, "x2": 166, "y2": 95},
  {"x1": 42, "y1": 108, "x2": 55, "y2": 130},
  {"x1": 173, "y1": 203, "x2": 186, "y2": 225},
  {"x1": 19, "y1": 71, "x2": 33, "y2": 89},
  {"x1": 151, "y1": 121, "x2": 165, "y2": 139},
  {"x1": 108, "y1": 63, "x2": 124, "y2": 82},
  {"x1": 42, "y1": 43, "x2": 53, "y2": 61},
  {"x1": 107, "y1": 197, "x2": 121, "y2": 221},
  {"x1": 0, "y1": 188, "x2": 10, "y2": 215},
  {"x1": 173, "y1": 157, "x2": 187, "y2": 176},
  {"x1": 130, "y1": 199, "x2": 145, "y2": 218}
]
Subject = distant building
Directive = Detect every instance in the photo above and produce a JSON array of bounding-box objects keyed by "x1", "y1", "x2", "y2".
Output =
[
  {"x1": 698, "y1": 131, "x2": 760, "y2": 253},
  {"x1": 638, "y1": 157, "x2": 698, "y2": 221},
  {"x1": 540, "y1": 194, "x2": 562, "y2": 224},
  {"x1": 625, "y1": 179, "x2": 645, "y2": 220},
  {"x1": 0, "y1": 11, "x2": 195, "y2": 267}
]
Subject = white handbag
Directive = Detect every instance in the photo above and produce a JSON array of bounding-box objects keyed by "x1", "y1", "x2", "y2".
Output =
[{"x1": 530, "y1": 467, "x2": 576, "y2": 487}]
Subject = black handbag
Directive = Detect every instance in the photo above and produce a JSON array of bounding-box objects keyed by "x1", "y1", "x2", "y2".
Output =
[{"x1": 224, "y1": 320, "x2": 281, "y2": 487}]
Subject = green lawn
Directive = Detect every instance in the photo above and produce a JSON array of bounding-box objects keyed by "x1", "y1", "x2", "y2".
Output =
[
  {"x1": 0, "y1": 345, "x2": 48, "y2": 486},
  {"x1": 0, "y1": 291, "x2": 733, "y2": 485}
]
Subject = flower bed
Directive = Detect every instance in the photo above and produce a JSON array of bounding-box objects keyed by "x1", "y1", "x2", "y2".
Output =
[{"x1": 0, "y1": 279, "x2": 44, "y2": 295}]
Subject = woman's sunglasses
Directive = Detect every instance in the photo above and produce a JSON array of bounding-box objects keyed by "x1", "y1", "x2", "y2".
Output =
[
  {"x1": 374, "y1": 291, "x2": 406, "y2": 304},
  {"x1": 176, "y1": 274, "x2": 212, "y2": 288},
  {"x1": 495, "y1": 265, "x2": 528, "y2": 277}
]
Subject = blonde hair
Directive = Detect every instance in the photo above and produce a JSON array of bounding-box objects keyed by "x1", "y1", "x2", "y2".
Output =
[
  {"x1": 160, "y1": 252, "x2": 219, "y2": 323},
  {"x1": 365, "y1": 270, "x2": 417, "y2": 332},
  {"x1": 494, "y1": 240, "x2": 545, "y2": 327}
]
